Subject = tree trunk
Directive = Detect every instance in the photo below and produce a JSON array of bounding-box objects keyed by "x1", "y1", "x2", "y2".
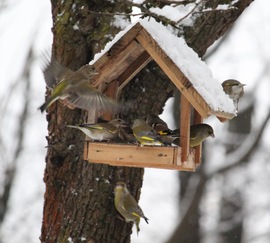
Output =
[{"x1": 41, "y1": 0, "x2": 254, "y2": 242}]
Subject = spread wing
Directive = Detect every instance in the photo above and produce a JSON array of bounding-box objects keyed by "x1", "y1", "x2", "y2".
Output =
[
  {"x1": 67, "y1": 84, "x2": 122, "y2": 113},
  {"x1": 42, "y1": 55, "x2": 72, "y2": 88}
]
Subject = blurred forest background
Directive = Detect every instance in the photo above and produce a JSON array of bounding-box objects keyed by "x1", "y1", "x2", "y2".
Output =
[{"x1": 0, "y1": 0, "x2": 270, "y2": 242}]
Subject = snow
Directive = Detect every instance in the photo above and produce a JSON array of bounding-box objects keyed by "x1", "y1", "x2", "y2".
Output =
[
  {"x1": 112, "y1": 15, "x2": 131, "y2": 29},
  {"x1": 133, "y1": 0, "x2": 145, "y2": 4},
  {"x1": 89, "y1": 23, "x2": 135, "y2": 65},
  {"x1": 139, "y1": 18, "x2": 235, "y2": 114},
  {"x1": 149, "y1": 3, "x2": 197, "y2": 26},
  {"x1": 150, "y1": 5, "x2": 186, "y2": 22},
  {"x1": 204, "y1": 4, "x2": 236, "y2": 12},
  {"x1": 91, "y1": 18, "x2": 235, "y2": 115},
  {"x1": 131, "y1": 169, "x2": 179, "y2": 243},
  {"x1": 0, "y1": 0, "x2": 51, "y2": 242}
]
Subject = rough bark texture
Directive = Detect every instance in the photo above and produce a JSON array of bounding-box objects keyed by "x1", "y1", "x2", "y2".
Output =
[
  {"x1": 41, "y1": 0, "x2": 254, "y2": 242},
  {"x1": 41, "y1": 1, "x2": 145, "y2": 242}
]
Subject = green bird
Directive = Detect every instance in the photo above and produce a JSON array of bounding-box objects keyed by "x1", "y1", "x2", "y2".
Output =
[
  {"x1": 222, "y1": 79, "x2": 246, "y2": 110},
  {"x1": 144, "y1": 114, "x2": 169, "y2": 133},
  {"x1": 118, "y1": 123, "x2": 138, "y2": 144},
  {"x1": 158, "y1": 129, "x2": 180, "y2": 145},
  {"x1": 39, "y1": 56, "x2": 121, "y2": 113},
  {"x1": 189, "y1": 124, "x2": 215, "y2": 147},
  {"x1": 114, "y1": 182, "x2": 149, "y2": 235},
  {"x1": 132, "y1": 119, "x2": 164, "y2": 146},
  {"x1": 172, "y1": 124, "x2": 215, "y2": 147},
  {"x1": 66, "y1": 119, "x2": 126, "y2": 141}
]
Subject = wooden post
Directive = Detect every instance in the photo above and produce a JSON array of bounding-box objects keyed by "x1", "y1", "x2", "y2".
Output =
[
  {"x1": 102, "y1": 80, "x2": 119, "y2": 121},
  {"x1": 180, "y1": 94, "x2": 191, "y2": 163},
  {"x1": 193, "y1": 109, "x2": 203, "y2": 166}
]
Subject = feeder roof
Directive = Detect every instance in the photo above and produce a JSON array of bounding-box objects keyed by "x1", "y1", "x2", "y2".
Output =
[{"x1": 90, "y1": 18, "x2": 235, "y2": 121}]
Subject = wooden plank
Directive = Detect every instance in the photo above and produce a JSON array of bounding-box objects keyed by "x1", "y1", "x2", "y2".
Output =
[
  {"x1": 174, "y1": 145, "x2": 181, "y2": 166},
  {"x1": 117, "y1": 51, "x2": 152, "y2": 93},
  {"x1": 92, "y1": 23, "x2": 143, "y2": 70},
  {"x1": 84, "y1": 142, "x2": 196, "y2": 171},
  {"x1": 109, "y1": 23, "x2": 143, "y2": 56},
  {"x1": 92, "y1": 40, "x2": 145, "y2": 89},
  {"x1": 183, "y1": 148, "x2": 195, "y2": 169},
  {"x1": 87, "y1": 142, "x2": 174, "y2": 166},
  {"x1": 136, "y1": 29, "x2": 235, "y2": 120},
  {"x1": 136, "y1": 29, "x2": 209, "y2": 118},
  {"x1": 102, "y1": 80, "x2": 119, "y2": 121},
  {"x1": 180, "y1": 95, "x2": 191, "y2": 163},
  {"x1": 216, "y1": 116, "x2": 230, "y2": 123},
  {"x1": 211, "y1": 111, "x2": 234, "y2": 121},
  {"x1": 193, "y1": 109, "x2": 203, "y2": 165}
]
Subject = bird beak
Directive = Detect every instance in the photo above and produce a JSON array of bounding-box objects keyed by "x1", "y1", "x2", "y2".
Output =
[
  {"x1": 241, "y1": 84, "x2": 246, "y2": 87},
  {"x1": 210, "y1": 133, "x2": 215, "y2": 138}
]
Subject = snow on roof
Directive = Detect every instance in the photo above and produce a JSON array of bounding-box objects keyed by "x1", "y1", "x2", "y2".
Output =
[{"x1": 90, "y1": 18, "x2": 235, "y2": 115}]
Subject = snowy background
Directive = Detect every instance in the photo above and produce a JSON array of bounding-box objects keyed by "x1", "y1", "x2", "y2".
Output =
[{"x1": 0, "y1": 0, "x2": 269, "y2": 242}]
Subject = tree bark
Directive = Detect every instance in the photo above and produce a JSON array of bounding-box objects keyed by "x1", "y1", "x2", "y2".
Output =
[
  {"x1": 41, "y1": 1, "x2": 145, "y2": 242},
  {"x1": 41, "y1": 0, "x2": 254, "y2": 242}
]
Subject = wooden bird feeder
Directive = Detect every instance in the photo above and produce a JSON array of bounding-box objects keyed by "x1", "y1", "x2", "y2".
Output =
[{"x1": 84, "y1": 20, "x2": 235, "y2": 172}]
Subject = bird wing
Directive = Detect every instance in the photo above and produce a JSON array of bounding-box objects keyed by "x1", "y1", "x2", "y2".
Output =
[
  {"x1": 133, "y1": 125, "x2": 159, "y2": 141},
  {"x1": 145, "y1": 114, "x2": 168, "y2": 132},
  {"x1": 122, "y1": 194, "x2": 144, "y2": 219},
  {"x1": 80, "y1": 123, "x2": 116, "y2": 133},
  {"x1": 142, "y1": 129, "x2": 160, "y2": 141},
  {"x1": 190, "y1": 127, "x2": 197, "y2": 140},
  {"x1": 42, "y1": 56, "x2": 72, "y2": 89},
  {"x1": 67, "y1": 84, "x2": 122, "y2": 113}
]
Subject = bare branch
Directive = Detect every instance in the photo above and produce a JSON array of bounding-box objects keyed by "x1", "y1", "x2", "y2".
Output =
[
  {"x1": 176, "y1": 0, "x2": 204, "y2": 24},
  {"x1": 0, "y1": 48, "x2": 34, "y2": 225},
  {"x1": 209, "y1": 110, "x2": 270, "y2": 176},
  {"x1": 86, "y1": 9, "x2": 143, "y2": 17}
]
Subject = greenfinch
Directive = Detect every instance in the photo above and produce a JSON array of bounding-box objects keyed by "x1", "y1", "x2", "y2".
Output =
[
  {"x1": 144, "y1": 114, "x2": 182, "y2": 145},
  {"x1": 158, "y1": 129, "x2": 180, "y2": 145},
  {"x1": 114, "y1": 182, "x2": 149, "y2": 235},
  {"x1": 144, "y1": 114, "x2": 169, "y2": 132},
  {"x1": 118, "y1": 123, "x2": 138, "y2": 144},
  {"x1": 172, "y1": 124, "x2": 215, "y2": 147},
  {"x1": 66, "y1": 119, "x2": 125, "y2": 141},
  {"x1": 39, "y1": 56, "x2": 121, "y2": 113},
  {"x1": 132, "y1": 119, "x2": 164, "y2": 146},
  {"x1": 189, "y1": 124, "x2": 215, "y2": 147}
]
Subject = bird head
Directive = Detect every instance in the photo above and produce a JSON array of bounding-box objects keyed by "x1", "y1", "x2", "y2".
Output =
[
  {"x1": 115, "y1": 182, "x2": 129, "y2": 194},
  {"x1": 222, "y1": 79, "x2": 246, "y2": 93},
  {"x1": 109, "y1": 119, "x2": 127, "y2": 128},
  {"x1": 207, "y1": 127, "x2": 215, "y2": 138}
]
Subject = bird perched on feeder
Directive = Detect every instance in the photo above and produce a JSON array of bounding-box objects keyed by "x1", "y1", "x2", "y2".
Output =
[
  {"x1": 144, "y1": 114, "x2": 169, "y2": 132},
  {"x1": 189, "y1": 123, "x2": 215, "y2": 147},
  {"x1": 159, "y1": 129, "x2": 180, "y2": 145},
  {"x1": 222, "y1": 79, "x2": 246, "y2": 110},
  {"x1": 114, "y1": 182, "x2": 149, "y2": 235},
  {"x1": 172, "y1": 124, "x2": 215, "y2": 147},
  {"x1": 118, "y1": 123, "x2": 138, "y2": 144},
  {"x1": 66, "y1": 119, "x2": 126, "y2": 141},
  {"x1": 132, "y1": 119, "x2": 164, "y2": 146},
  {"x1": 144, "y1": 114, "x2": 180, "y2": 145},
  {"x1": 39, "y1": 56, "x2": 121, "y2": 113}
]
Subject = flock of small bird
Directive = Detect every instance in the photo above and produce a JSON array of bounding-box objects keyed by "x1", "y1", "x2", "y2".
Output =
[
  {"x1": 66, "y1": 114, "x2": 215, "y2": 148},
  {"x1": 40, "y1": 57, "x2": 246, "y2": 235}
]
